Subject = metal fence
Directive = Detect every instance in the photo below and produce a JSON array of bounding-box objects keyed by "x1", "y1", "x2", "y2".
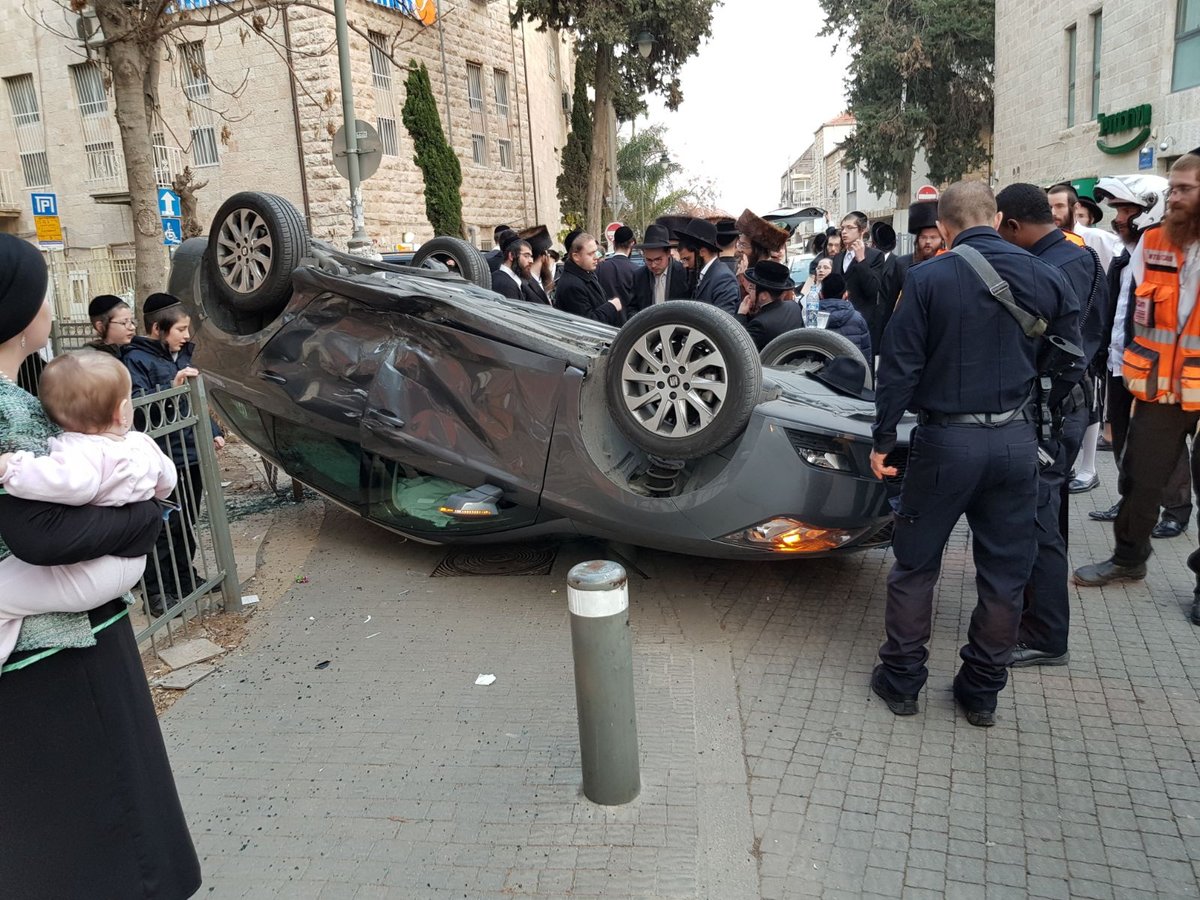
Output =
[{"x1": 44, "y1": 248, "x2": 140, "y2": 323}]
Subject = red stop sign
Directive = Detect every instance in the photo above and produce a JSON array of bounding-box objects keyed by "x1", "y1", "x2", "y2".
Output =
[
  {"x1": 605, "y1": 221, "x2": 623, "y2": 245},
  {"x1": 915, "y1": 185, "x2": 939, "y2": 202}
]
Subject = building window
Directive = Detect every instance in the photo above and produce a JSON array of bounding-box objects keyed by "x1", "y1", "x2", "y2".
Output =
[
  {"x1": 70, "y1": 63, "x2": 121, "y2": 185},
  {"x1": 547, "y1": 38, "x2": 559, "y2": 81},
  {"x1": 1066, "y1": 25, "x2": 1077, "y2": 127},
  {"x1": 180, "y1": 41, "x2": 219, "y2": 167},
  {"x1": 368, "y1": 32, "x2": 400, "y2": 157},
  {"x1": 1090, "y1": 12, "x2": 1102, "y2": 118},
  {"x1": 1175, "y1": 0, "x2": 1200, "y2": 91},
  {"x1": 4, "y1": 74, "x2": 50, "y2": 189},
  {"x1": 466, "y1": 62, "x2": 487, "y2": 165},
  {"x1": 494, "y1": 68, "x2": 513, "y2": 171}
]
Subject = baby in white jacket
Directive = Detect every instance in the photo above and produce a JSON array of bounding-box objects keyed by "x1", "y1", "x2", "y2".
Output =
[{"x1": 0, "y1": 352, "x2": 176, "y2": 663}]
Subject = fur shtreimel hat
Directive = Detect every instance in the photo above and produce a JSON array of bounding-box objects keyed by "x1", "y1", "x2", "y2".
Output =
[{"x1": 736, "y1": 209, "x2": 789, "y2": 252}]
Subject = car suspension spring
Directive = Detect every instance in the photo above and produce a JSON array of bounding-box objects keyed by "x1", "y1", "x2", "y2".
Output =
[{"x1": 643, "y1": 456, "x2": 687, "y2": 497}]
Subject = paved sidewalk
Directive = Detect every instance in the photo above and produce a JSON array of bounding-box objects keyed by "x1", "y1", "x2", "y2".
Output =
[{"x1": 161, "y1": 450, "x2": 1200, "y2": 898}]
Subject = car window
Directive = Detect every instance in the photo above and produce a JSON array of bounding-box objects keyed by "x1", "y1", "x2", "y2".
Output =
[
  {"x1": 210, "y1": 390, "x2": 274, "y2": 452},
  {"x1": 273, "y1": 418, "x2": 366, "y2": 504}
]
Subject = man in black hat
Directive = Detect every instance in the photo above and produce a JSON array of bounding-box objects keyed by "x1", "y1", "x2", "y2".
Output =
[
  {"x1": 736, "y1": 260, "x2": 805, "y2": 350},
  {"x1": 491, "y1": 236, "x2": 532, "y2": 300},
  {"x1": 486, "y1": 225, "x2": 517, "y2": 274},
  {"x1": 716, "y1": 218, "x2": 740, "y2": 275},
  {"x1": 676, "y1": 218, "x2": 739, "y2": 315},
  {"x1": 518, "y1": 225, "x2": 554, "y2": 305},
  {"x1": 628, "y1": 224, "x2": 688, "y2": 316},
  {"x1": 554, "y1": 230, "x2": 623, "y2": 324},
  {"x1": 596, "y1": 225, "x2": 638, "y2": 310},
  {"x1": 881, "y1": 201, "x2": 943, "y2": 313}
]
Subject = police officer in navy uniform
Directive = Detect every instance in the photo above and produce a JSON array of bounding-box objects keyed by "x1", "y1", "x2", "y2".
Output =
[
  {"x1": 995, "y1": 183, "x2": 1108, "y2": 668},
  {"x1": 870, "y1": 181, "x2": 1081, "y2": 727}
]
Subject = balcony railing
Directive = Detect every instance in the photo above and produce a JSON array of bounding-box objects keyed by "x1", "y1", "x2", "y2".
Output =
[
  {"x1": 82, "y1": 144, "x2": 187, "y2": 195},
  {"x1": 0, "y1": 168, "x2": 20, "y2": 213}
]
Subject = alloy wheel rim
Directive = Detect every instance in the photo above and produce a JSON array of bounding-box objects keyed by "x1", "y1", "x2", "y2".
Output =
[
  {"x1": 619, "y1": 324, "x2": 729, "y2": 438},
  {"x1": 215, "y1": 208, "x2": 273, "y2": 294}
]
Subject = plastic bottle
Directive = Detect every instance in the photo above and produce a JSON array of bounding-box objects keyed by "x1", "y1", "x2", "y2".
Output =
[{"x1": 804, "y1": 285, "x2": 821, "y2": 328}]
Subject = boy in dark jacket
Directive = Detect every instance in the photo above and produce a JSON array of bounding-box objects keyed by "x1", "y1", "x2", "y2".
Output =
[
  {"x1": 819, "y1": 274, "x2": 873, "y2": 360},
  {"x1": 124, "y1": 292, "x2": 224, "y2": 613}
]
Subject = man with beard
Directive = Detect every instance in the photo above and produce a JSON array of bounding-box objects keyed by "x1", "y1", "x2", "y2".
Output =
[
  {"x1": 490, "y1": 237, "x2": 532, "y2": 300},
  {"x1": 554, "y1": 230, "x2": 624, "y2": 324},
  {"x1": 517, "y1": 225, "x2": 553, "y2": 305},
  {"x1": 1074, "y1": 152, "x2": 1200, "y2": 627},
  {"x1": 735, "y1": 260, "x2": 805, "y2": 350},
  {"x1": 675, "y1": 218, "x2": 739, "y2": 315},
  {"x1": 1084, "y1": 174, "x2": 1191, "y2": 537},
  {"x1": 883, "y1": 201, "x2": 943, "y2": 310},
  {"x1": 995, "y1": 183, "x2": 1107, "y2": 668},
  {"x1": 1048, "y1": 183, "x2": 1120, "y2": 272}
]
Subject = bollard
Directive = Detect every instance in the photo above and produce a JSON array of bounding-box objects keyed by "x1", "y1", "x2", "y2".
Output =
[{"x1": 567, "y1": 560, "x2": 641, "y2": 805}]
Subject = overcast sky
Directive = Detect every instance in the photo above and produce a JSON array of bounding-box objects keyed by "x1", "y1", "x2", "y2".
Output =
[{"x1": 638, "y1": 0, "x2": 851, "y2": 215}]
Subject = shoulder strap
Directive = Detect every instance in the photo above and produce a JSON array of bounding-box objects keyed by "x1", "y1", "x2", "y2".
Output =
[{"x1": 950, "y1": 244, "x2": 1048, "y2": 338}]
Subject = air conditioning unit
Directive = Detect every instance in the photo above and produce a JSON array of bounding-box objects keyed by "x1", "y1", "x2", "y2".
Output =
[
  {"x1": 76, "y1": 8, "x2": 104, "y2": 51},
  {"x1": 561, "y1": 91, "x2": 571, "y2": 114}
]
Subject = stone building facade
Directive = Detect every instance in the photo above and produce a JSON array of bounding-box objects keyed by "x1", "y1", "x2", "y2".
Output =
[
  {"x1": 994, "y1": 0, "x2": 1200, "y2": 192},
  {"x1": 0, "y1": 0, "x2": 573, "y2": 316}
]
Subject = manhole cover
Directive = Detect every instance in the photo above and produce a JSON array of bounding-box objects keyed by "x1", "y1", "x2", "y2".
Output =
[{"x1": 432, "y1": 544, "x2": 558, "y2": 577}]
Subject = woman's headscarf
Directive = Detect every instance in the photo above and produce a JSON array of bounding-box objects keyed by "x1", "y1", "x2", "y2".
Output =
[{"x1": 0, "y1": 235, "x2": 48, "y2": 345}]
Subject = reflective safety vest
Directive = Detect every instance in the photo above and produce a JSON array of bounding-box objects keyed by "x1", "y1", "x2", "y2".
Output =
[
  {"x1": 1064, "y1": 231, "x2": 1085, "y2": 248},
  {"x1": 1121, "y1": 226, "x2": 1200, "y2": 408}
]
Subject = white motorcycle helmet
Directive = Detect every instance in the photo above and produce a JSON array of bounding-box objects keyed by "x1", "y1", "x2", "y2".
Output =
[{"x1": 1093, "y1": 174, "x2": 1169, "y2": 232}]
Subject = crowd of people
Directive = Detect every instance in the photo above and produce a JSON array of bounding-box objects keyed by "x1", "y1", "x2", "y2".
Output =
[{"x1": 487, "y1": 149, "x2": 1200, "y2": 727}]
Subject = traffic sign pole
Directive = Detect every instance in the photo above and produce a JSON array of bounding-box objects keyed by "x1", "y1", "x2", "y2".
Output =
[{"x1": 334, "y1": 0, "x2": 371, "y2": 252}]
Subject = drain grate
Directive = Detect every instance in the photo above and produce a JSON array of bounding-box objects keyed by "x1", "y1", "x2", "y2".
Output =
[{"x1": 432, "y1": 543, "x2": 558, "y2": 577}]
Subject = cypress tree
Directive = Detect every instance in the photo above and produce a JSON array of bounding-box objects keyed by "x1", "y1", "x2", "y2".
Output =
[
  {"x1": 556, "y1": 55, "x2": 592, "y2": 231},
  {"x1": 402, "y1": 61, "x2": 464, "y2": 237}
]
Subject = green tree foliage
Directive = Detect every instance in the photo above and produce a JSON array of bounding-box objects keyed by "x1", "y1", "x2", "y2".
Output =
[
  {"x1": 613, "y1": 125, "x2": 689, "y2": 235},
  {"x1": 402, "y1": 60, "x2": 464, "y2": 237},
  {"x1": 513, "y1": 0, "x2": 718, "y2": 236},
  {"x1": 819, "y1": 0, "x2": 994, "y2": 201},
  {"x1": 557, "y1": 55, "x2": 593, "y2": 230}
]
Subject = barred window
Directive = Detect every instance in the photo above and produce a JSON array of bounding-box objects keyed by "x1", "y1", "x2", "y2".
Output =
[
  {"x1": 181, "y1": 41, "x2": 219, "y2": 167},
  {"x1": 466, "y1": 63, "x2": 487, "y2": 166},
  {"x1": 5, "y1": 74, "x2": 50, "y2": 188},
  {"x1": 369, "y1": 32, "x2": 400, "y2": 156}
]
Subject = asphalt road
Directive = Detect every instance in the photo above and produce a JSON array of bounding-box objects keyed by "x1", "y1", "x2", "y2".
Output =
[{"x1": 162, "y1": 453, "x2": 1200, "y2": 899}]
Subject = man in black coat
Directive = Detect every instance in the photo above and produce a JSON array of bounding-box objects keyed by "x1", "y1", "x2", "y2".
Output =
[
  {"x1": 485, "y1": 225, "x2": 516, "y2": 274},
  {"x1": 833, "y1": 210, "x2": 887, "y2": 351},
  {"x1": 490, "y1": 237, "x2": 532, "y2": 300},
  {"x1": 517, "y1": 225, "x2": 554, "y2": 305},
  {"x1": 676, "y1": 218, "x2": 739, "y2": 315},
  {"x1": 735, "y1": 260, "x2": 805, "y2": 350},
  {"x1": 596, "y1": 225, "x2": 639, "y2": 308},
  {"x1": 628, "y1": 224, "x2": 688, "y2": 316},
  {"x1": 554, "y1": 229, "x2": 624, "y2": 325}
]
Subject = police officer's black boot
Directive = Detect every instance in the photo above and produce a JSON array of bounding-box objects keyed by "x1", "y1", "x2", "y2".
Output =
[{"x1": 1191, "y1": 590, "x2": 1200, "y2": 627}]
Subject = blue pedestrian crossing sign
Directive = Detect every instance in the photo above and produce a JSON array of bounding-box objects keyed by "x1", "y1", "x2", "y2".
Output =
[
  {"x1": 157, "y1": 188, "x2": 180, "y2": 219},
  {"x1": 31, "y1": 192, "x2": 57, "y2": 217},
  {"x1": 162, "y1": 217, "x2": 183, "y2": 246}
]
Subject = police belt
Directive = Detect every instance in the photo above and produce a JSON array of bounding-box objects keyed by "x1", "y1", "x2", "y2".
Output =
[
  {"x1": 1057, "y1": 383, "x2": 1088, "y2": 415},
  {"x1": 917, "y1": 405, "x2": 1034, "y2": 427}
]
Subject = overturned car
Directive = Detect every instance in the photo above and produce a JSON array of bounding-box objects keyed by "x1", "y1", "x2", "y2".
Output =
[{"x1": 171, "y1": 192, "x2": 912, "y2": 559}]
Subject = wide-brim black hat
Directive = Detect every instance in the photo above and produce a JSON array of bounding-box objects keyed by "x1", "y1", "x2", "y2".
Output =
[
  {"x1": 674, "y1": 217, "x2": 720, "y2": 251},
  {"x1": 812, "y1": 355, "x2": 875, "y2": 401},
  {"x1": 714, "y1": 217, "x2": 739, "y2": 246},
  {"x1": 655, "y1": 215, "x2": 691, "y2": 245},
  {"x1": 1076, "y1": 196, "x2": 1104, "y2": 224},
  {"x1": 871, "y1": 221, "x2": 897, "y2": 253},
  {"x1": 744, "y1": 260, "x2": 796, "y2": 293},
  {"x1": 636, "y1": 223, "x2": 673, "y2": 250},
  {"x1": 908, "y1": 200, "x2": 939, "y2": 235},
  {"x1": 518, "y1": 224, "x2": 552, "y2": 258}
]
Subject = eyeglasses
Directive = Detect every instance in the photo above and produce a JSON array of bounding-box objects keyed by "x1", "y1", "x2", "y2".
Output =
[{"x1": 109, "y1": 318, "x2": 136, "y2": 328}]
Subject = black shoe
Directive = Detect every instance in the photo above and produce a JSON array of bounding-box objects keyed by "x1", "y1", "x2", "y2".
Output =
[
  {"x1": 1073, "y1": 558, "x2": 1147, "y2": 586},
  {"x1": 147, "y1": 594, "x2": 180, "y2": 617},
  {"x1": 1152, "y1": 518, "x2": 1187, "y2": 539},
  {"x1": 1009, "y1": 643, "x2": 1070, "y2": 668},
  {"x1": 952, "y1": 675, "x2": 996, "y2": 727},
  {"x1": 1088, "y1": 501, "x2": 1121, "y2": 522},
  {"x1": 871, "y1": 664, "x2": 919, "y2": 716},
  {"x1": 1192, "y1": 594, "x2": 1200, "y2": 626},
  {"x1": 1096, "y1": 436, "x2": 1112, "y2": 451},
  {"x1": 1068, "y1": 473, "x2": 1100, "y2": 493}
]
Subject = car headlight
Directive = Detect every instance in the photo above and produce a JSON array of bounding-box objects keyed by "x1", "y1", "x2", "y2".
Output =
[
  {"x1": 785, "y1": 431, "x2": 854, "y2": 472},
  {"x1": 719, "y1": 517, "x2": 863, "y2": 553}
]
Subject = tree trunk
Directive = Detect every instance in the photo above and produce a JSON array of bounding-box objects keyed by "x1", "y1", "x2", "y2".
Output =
[
  {"x1": 893, "y1": 154, "x2": 914, "y2": 236},
  {"x1": 585, "y1": 45, "x2": 614, "y2": 240},
  {"x1": 96, "y1": 0, "x2": 166, "y2": 303}
]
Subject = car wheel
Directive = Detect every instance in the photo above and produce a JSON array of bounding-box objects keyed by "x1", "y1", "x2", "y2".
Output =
[
  {"x1": 206, "y1": 192, "x2": 309, "y2": 314},
  {"x1": 410, "y1": 237, "x2": 491, "y2": 290},
  {"x1": 759, "y1": 328, "x2": 873, "y2": 389},
  {"x1": 605, "y1": 301, "x2": 762, "y2": 460}
]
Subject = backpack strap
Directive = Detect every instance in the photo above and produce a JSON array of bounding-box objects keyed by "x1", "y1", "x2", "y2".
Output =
[{"x1": 950, "y1": 244, "x2": 1048, "y2": 338}]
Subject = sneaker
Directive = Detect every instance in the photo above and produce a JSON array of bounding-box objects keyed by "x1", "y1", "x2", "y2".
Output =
[
  {"x1": 1073, "y1": 558, "x2": 1147, "y2": 586},
  {"x1": 871, "y1": 664, "x2": 919, "y2": 716}
]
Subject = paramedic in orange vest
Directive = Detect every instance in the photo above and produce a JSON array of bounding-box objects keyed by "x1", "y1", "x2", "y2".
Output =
[{"x1": 1074, "y1": 151, "x2": 1200, "y2": 626}]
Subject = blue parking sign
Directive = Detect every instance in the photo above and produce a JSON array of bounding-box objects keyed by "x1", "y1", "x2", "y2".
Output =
[
  {"x1": 162, "y1": 217, "x2": 183, "y2": 246},
  {"x1": 31, "y1": 192, "x2": 57, "y2": 217}
]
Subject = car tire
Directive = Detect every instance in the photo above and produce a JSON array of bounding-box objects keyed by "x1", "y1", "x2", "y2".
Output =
[
  {"x1": 759, "y1": 328, "x2": 873, "y2": 389},
  {"x1": 206, "y1": 192, "x2": 309, "y2": 314},
  {"x1": 410, "y1": 237, "x2": 491, "y2": 290},
  {"x1": 606, "y1": 301, "x2": 762, "y2": 460}
]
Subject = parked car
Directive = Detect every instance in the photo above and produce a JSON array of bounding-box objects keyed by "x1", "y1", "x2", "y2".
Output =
[{"x1": 171, "y1": 192, "x2": 911, "y2": 559}]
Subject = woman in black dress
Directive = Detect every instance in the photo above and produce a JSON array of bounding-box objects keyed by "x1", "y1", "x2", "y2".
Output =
[{"x1": 0, "y1": 235, "x2": 201, "y2": 899}]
